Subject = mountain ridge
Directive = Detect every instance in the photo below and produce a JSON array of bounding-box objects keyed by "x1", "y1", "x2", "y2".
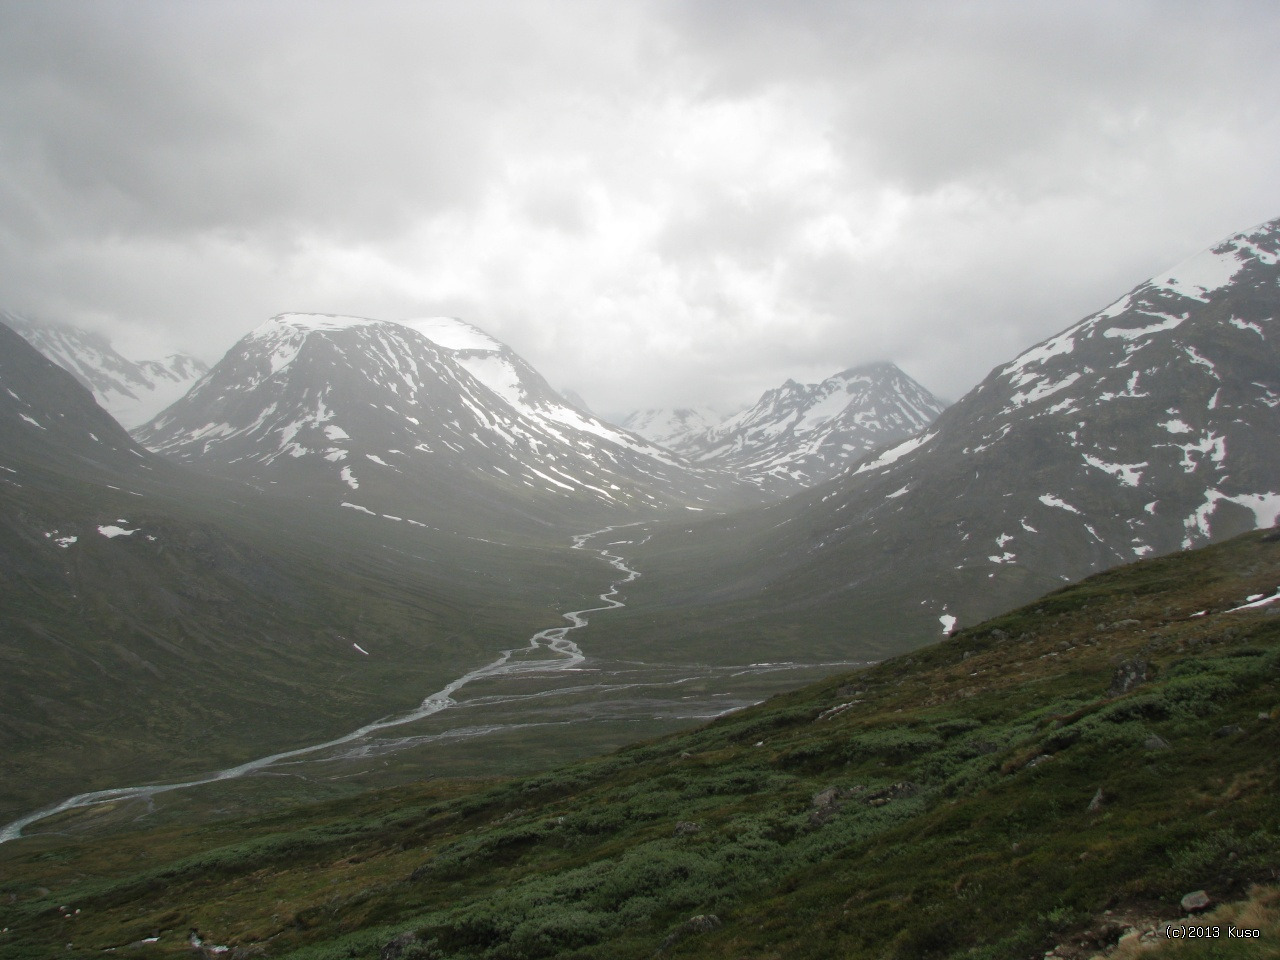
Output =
[
  {"x1": 621, "y1": 362, "x2": 945, "y2": 495},
  {"x1": 4, "y1": 310, "x2": 209, "y2": 429},
  {"x1": 136, "y1": 313, "x2": 761, "y2": 534},
  {"x1": 601, "y1": 215, "x2": 1280, "y2": 660},
  {"x1": 620, "y1": 406, "x2": 721, "y2": 452},
  {"x1": 687, "y1": 360, "x2": 944, "y2": 493}
]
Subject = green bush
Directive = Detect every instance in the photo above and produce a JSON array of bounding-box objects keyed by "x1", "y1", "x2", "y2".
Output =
[
  {"x1": 843, "y1": 727, "x2": 943, "y2": 764},
  {"x1": 932, "y1": 717, "x2": 984, "y2": 738},
  {"x1": 504, "y1": 907, "x2": 611, "y2": 957},
  {"x1": 1162, "y1": 673, "x2": 1242, "y2": 720},
  {"x1": 1168, "y1": 828, "x2": 1278, "y2": 888}
]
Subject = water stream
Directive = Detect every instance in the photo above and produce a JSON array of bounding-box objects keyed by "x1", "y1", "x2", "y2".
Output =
[
  {"x1": 2, "y1": 523, "x2": 863, "y2": 843},
  {"x1": 0, "y1": 524, "x2": 641, "y2": 844}
]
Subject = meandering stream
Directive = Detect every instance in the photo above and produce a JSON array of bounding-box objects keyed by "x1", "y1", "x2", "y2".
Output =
[
  {"x1": 0, "y1": 525, "x2": 644, "y2": 843},
  {"x1": 2, "y1": 524, "x2": 862, "y2": 843}
]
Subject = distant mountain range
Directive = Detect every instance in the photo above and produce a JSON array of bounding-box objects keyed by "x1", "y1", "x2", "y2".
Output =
[
  {"x1": 700, "y1": 363, "x2": 943, "y2": 492},
  {"x1": 622, "y1": 364, "x2": 945, "y2": 494},
  {"x1": 4, "y1": 213, "x2": 1279, "y2": 835},
  {"x1": 134, "y1": 314, "x2": 762, "y2": 533},
  {"x1": 621, "y1": 406, "x2": 720, "y2": 452},
  {"x1": 4, "y1": 310, "x2": 208, "y2": 428},
  {"x1": 9, "y1": 308, "x2": 947, "y2": 509},
  {"x1": 609, "y1": 216, "x2": 1280, "y2": 659},
  {"x1": 0, "y1": 319, "x2": 162, "y2": 482},
  {"x1": 8, "y1": 216, "x2": 1279, "y2": 652}
]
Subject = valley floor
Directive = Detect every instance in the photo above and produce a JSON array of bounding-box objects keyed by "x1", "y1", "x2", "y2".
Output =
[
  {"x1": 1, "y1": 529, "x2": 1278, "y2": 959},
  {"x1": 1, "y1": 522, "x2": 863, "y2": 846}
]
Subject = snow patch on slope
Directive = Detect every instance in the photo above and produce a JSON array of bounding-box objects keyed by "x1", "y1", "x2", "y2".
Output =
[
  {"x1": 1182, "y1": 490, "x2": 1280, "y2": 547},
  {"x1": 405, "y1": 316, "x2": 505, "y2": 352},
  {"x1": 1039, "y1": 494, "x2": 1081, "y2": 515},
  {"x1": 1151, "y1": 247, "x2": 1248, "y2": 301},
  {"x1": 855, "y1": 431, "x2": 937, "y2": 475},
  {"x1": 98, "y1": 524, "x2": 137, "y2": 538}
]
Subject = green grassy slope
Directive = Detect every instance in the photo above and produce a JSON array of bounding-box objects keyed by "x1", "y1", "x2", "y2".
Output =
[
  {"x1": 2, "y1": 529, "x2": 1278, "y2": 959},
  {"x1": 0, "y1": 456, "x2": 610, "y2": 822}
]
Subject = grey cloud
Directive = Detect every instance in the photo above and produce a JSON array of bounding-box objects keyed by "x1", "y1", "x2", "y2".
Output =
[
  {"x1": 0, "y1": 2, "x2": 541, "y2": 242},
  {"x1": 669, "y1": 1, "x2": 1280, "y2": 193},
  {"x1": 653, "y1": 186, "x2": 823, "y2": 270},
  {"x1": 3, "y1": 1, "x2": 1280, "y2": 418}
]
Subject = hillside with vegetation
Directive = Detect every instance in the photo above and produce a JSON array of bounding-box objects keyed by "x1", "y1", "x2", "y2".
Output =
[{"x1": 2, "y1": 529, "x2": 1278, "y2": 959}]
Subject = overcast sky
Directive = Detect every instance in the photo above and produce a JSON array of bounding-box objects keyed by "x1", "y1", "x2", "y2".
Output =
[{"x1": 3, "y1": 1, "x2": 1279, "y2": 418}]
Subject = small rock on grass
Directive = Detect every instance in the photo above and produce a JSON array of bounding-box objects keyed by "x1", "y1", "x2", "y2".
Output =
[
  {"x1": 656, "y1": 915, "x2": 721, "y2": 954},
  {"x1": 1180, "y1": 890, "x2": 1211, "y2": 913},
  {"x1": 381, "y1": 932, "x2": 424, "y2": 960},
  {"x1": 1109, "y1": 658, "x2": 1151, "y2": 697}
]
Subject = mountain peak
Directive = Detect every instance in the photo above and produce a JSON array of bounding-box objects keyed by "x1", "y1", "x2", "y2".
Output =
[
  {"x1": 1151, "y1": 216, "x2": 1280, "y2": 302},
  {"x1": 137, "y1": 312, "x2": 757, "y2": 530},
  {"x1": 4, "y1": 309, "x2": 209, "y2": 428},
  {"x1": 403, "y1": 316, "x2": 505, "y2": 353},
  {"x1": 682, "y1": 362, "x2": 945, "y2": 493},
  {"x1": 253, "y1": 313, "x2": 384, "y2": 336},
  {"x1": 249, "y1": 313, "x2": 510, "y2": 357},
  {"x1": 751, "y1": 213, "x2": 1280, "y2": 641},
  {"x1": 833, "y1": 360, "x2": 904, "y2": 381}
]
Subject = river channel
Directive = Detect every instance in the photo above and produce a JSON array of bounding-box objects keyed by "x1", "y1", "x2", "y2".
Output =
[{"x1": 2, "y1": 524, "x2": 863, "y2": 843}]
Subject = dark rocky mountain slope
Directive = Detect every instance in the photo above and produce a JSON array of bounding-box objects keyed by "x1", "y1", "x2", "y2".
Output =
[
  {"x1": 5, "y1": 310, "x2": 208, "y2": 428},
  {"x1": 606, "y1": 217, "x2": 1280, "y2": 658},
  {"x1": 684, "y1": 361, "x2": 944, "y2": 493},
  {"x1": 136, "y1": 314, "x2": 758, "y2": 534}
]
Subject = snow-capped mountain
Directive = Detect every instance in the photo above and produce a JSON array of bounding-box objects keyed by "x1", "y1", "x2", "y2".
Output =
[
  {"x1": 621, "y1": 407, "x2": 722, "y2": 453},
  {"x1": 136, "y1": 314, "x2": 755, "y2": 530},
  {"x1": 789, "y1": 216, "x2": 1280, "y2": 636},
  {"x1": 623, "y1": 216, "x2": 1280, "y2": 657},
  {"x1": 681, "y1": 363, "x2": 944, "y2": 493},
  {"x1": 2, "y1": 312, "x2": 600, "y2": 818},
  {"x1": 0, "y1": 318, "x2": 168, "y2": 483},
  {"x1": 4, "y1": 311, "x2": 209, "y2": 429}
]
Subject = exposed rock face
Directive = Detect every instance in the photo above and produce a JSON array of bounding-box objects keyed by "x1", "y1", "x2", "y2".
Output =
[
  {"x1": 1110, "y1": 658, "x2": 1152, "y2": 696},
  {"x1": 865, "y1": 781, "x2": 920, "y2": 807},
  {"x1": 809, "y1": 785, "x2": 865, "y2": 825}
]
